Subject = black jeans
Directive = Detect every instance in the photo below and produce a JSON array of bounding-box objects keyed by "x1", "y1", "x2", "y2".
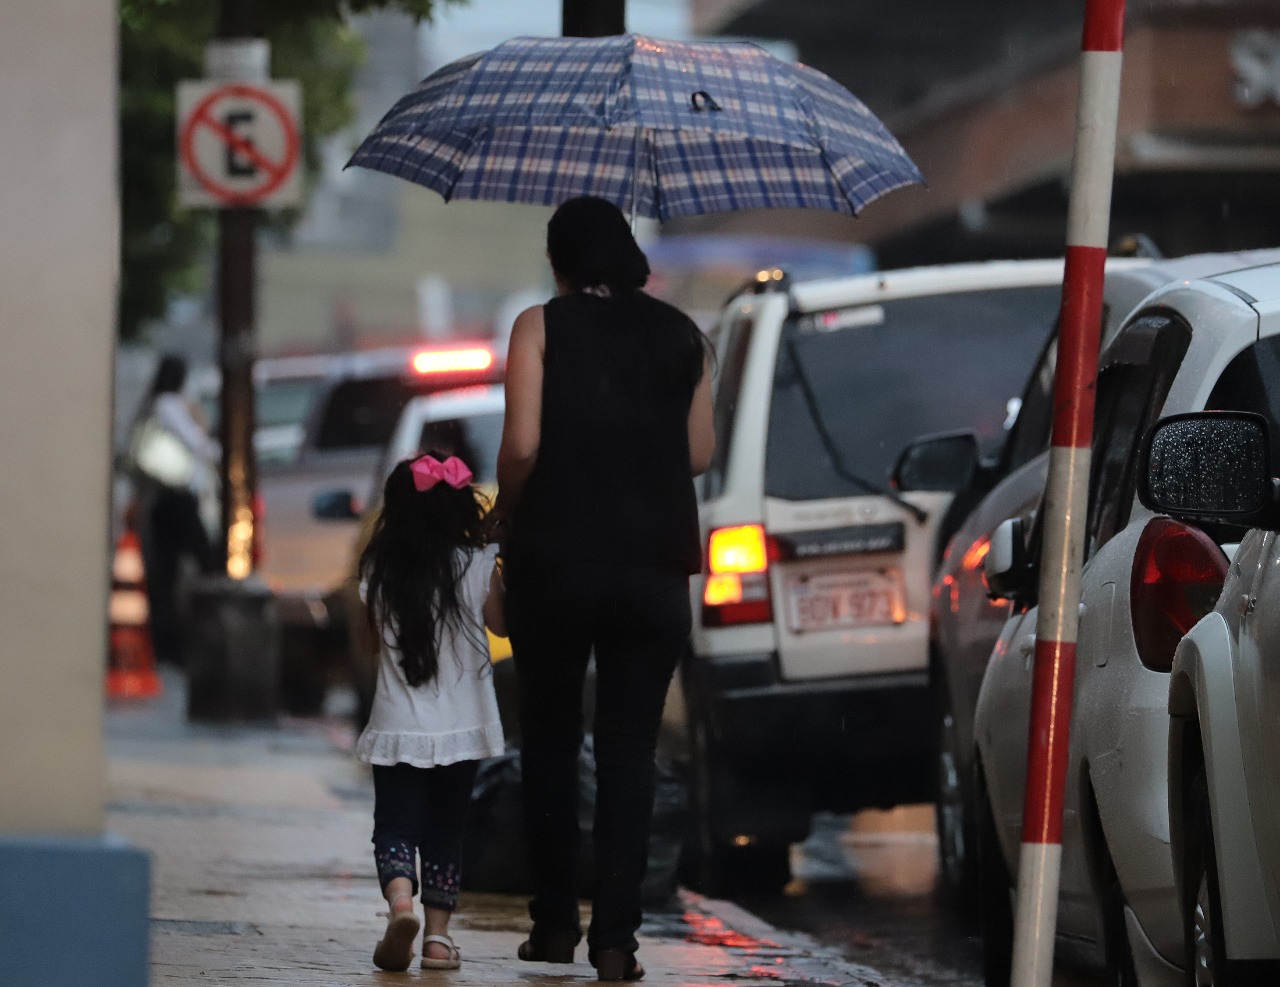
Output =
[
  {"x1": 372, "y1": 760, "x2": 480, "y2": 911},
  {"x1": 506, "y1": 560, "x2": 691, "y2": 955},
  {"x1": 144, "y1": 486, "x2": 215, "y2": 662}
]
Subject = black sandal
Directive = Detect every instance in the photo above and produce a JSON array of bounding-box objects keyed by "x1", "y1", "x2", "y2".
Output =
[
  {"x1": 517, "y1": 930, "x2": 578, "y2": 963},
  {"x1": 591, "y1": 949, "x2": 645, "y2": 981}
]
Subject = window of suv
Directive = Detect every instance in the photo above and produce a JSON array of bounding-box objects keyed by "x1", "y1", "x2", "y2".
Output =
[
  {"x1": 315, "y1": 377, "x2": 415, "y2": 451},
  {"x1": 765, "y1": 285, "x2": 1061, "y2": 501},
  {"x1": 259, "y1": 377, "x2": 322, "y2": 430},
  {"x1": 417, "y1": 412, "x2": 505, "y2": 485},
  {"x1": 703, "y1": 311, "x2": 756, "y2": 500}
]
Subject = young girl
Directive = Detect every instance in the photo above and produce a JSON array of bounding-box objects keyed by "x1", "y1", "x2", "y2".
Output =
[{"x1": 355, "y1": 453, "x2": 505, "y2": 972}]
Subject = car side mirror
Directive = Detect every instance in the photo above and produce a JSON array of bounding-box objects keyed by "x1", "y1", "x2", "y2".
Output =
[
  {"x1": 1139, "y1": 412, "x2": 1279, "y2": 528},
  {"x1": 312, "y1": 489, "x2": 361, "y2": 522},
  {"x1": 984, "y1": 517, "x2": 1034, "y2": 603},
  {"x1": 893, "y1": 431, "x2": 981, "y2": 493}
]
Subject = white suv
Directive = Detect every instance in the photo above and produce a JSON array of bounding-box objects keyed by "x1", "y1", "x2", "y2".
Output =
[{"x1": 683, "y1": 260, "x2": 1076, "y2": 892}]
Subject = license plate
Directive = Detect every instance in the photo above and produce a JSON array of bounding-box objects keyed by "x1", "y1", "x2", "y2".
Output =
[{"x1": 786, "y1": 570, "x2": 903, "y2": 633}]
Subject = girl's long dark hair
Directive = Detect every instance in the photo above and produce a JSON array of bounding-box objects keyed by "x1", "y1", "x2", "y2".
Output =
[{"x1": 359, "y1": 456, "x2": 487, "y2": 687}]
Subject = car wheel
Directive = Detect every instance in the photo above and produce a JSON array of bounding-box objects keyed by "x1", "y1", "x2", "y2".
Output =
[
  {"x1": 976, "y1": 765, "x2": 1013, "y2": 987},
  {"x1": 1102, "y1": 874, "x2": 1139, "y2": 987},
  {"x1": 680, "y1": 670, "x2": 790, "y2": 897},
  {"x1": 934, "y1": 665, "x2": 977, "y2": 906},
  {"x1": 1185, "y1": 757, "x2": 1228, "y2": 987}
]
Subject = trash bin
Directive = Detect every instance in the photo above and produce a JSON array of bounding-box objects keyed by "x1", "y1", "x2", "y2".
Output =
[{"x1": 183, "y1": 574, "x2": 281, "y2": 721}]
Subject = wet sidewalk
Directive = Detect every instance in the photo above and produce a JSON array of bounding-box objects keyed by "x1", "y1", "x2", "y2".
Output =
[{"x1": 106, "y1": 672, "x2": 891, "y2": 987}]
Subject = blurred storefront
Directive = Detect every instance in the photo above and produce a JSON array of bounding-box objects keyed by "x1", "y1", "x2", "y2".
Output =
[{"x1": 691, "y1": 0, "x2": 1280, "y2": 266}]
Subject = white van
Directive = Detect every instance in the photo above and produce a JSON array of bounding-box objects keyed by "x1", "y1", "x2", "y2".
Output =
[{"x1": 683, "y1": 260, "x2": 1091, "y2": 892}]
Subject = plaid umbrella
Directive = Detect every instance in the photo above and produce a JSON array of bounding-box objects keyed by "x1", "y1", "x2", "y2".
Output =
[{"x1": 348, "y1": 34, "x2": 923, "y2": 221}]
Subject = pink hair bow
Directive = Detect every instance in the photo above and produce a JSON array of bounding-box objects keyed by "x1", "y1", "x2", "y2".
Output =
[{"x1": 411, "y1": 454, "x2": 473, "y2": 491}]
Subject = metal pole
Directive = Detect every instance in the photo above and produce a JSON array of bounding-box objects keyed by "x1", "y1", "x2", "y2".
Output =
[
  {"x1": 1011, "y1": 2, "x2": 1126, "y2": 986},
  {"x1": 213, "y1": 0, "x2": 260, "y2": 579},
  {"x1": 562, "y1": 0, "x2": 624, "y2": 37},
  {"x1": 217, "y1": 207, "x2": 257, "y2": 578}
]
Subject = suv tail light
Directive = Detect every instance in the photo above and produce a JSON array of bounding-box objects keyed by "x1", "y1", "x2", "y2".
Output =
[
  {"x1": 412, "y1": 347, "x2": 495, "y2": 375},
  {"x1": 702, "y1": 524, "x2": 777, "y2": 626},
  {"x1": 1130, "y1": 518, "x2": 1227, "y2": 672}
]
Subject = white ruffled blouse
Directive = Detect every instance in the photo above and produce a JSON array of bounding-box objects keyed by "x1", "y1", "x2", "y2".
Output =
[{"x1": 355, "y1": 545, "x2": 505, "y2": 768}]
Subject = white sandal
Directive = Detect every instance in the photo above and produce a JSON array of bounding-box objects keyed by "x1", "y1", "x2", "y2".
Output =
[
  {"x1": 373, "y1": 894, "x2": 421, "y2": 972},
  {"x1": 421, "y1": 934, "x2": 462, "y2": 971}
]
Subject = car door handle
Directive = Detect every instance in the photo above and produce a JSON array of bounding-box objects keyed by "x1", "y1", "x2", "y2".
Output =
[
  {"x1": 1019, "y1": 636, "x2": 1036, "y2": 657},
  {"x1": 1239, "y1": 594, "x2": 1256, "y2": 617}
]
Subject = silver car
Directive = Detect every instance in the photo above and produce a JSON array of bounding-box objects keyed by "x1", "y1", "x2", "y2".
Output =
[
  {"x1": 923, "y1": 249, "x2": 1280, "y2": 906},
  {"x1": 975, "y1": 259, "x2": 1280, "y2": 986}
]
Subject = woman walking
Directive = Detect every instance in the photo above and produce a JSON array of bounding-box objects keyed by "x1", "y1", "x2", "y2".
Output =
[
  {"x1": 356, "y1": 454, "x2": 506, "y2": 972},
  {"x1": 126, "y1": 354, "x2": 218, "y2": 662},
  {"x1": 491, "y1": 196, "x2": 715, "y2": 981}
]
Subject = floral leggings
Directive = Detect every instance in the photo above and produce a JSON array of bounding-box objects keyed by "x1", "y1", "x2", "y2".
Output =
[{"x1": 372, "y1": 760, "x2": 479, "y2": 911}]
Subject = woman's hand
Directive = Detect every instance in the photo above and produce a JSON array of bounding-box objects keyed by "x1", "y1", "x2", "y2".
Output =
[
  {"x1": 482, "y1": 508, "x2": 511, "y2": 546},
  {"x1": 482, "y1": 561, "x2": 508, "y2": 637}
]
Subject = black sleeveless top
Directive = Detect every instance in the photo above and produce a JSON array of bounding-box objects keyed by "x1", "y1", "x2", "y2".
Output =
[{"x1": 509, "y1": 291, "x2": 704, "y2": 574}]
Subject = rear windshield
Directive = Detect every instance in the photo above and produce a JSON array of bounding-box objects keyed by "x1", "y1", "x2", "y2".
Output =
[
  {"x1": 417, "y1": 412, "x2": 504, "y2": 485},
  {"x1": 766, "y1": 285, "x2": 1060, "y2": 500}
]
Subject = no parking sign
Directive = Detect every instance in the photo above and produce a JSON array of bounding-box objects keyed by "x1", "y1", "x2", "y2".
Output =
[{"x1": 177, "y1": 80, "x2": 302, "y2": 208}]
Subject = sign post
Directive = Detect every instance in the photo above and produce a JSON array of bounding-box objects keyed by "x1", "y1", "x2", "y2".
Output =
[
  {"x1": 175, "y1": 36, "x2": 297, "y2": 720},
  {"x1": 562, "y1": 0, "x2": 624, "y2": 37},
  {"x1": 176, "y1": 42, "x2": 301, "y2": 578},
  {"x1": 1010, "y1": 2, "x2": 1126, "y2": 986}
]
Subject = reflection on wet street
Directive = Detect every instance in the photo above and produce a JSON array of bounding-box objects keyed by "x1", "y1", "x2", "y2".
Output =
[{"x1": 736, "y1": 807, "x2": 1100, "y2": 987}]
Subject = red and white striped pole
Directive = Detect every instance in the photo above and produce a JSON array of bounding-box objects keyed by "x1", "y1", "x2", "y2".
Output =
[{"x1": 1011, "y1": 2, "x2": 1126, "y2": 986}]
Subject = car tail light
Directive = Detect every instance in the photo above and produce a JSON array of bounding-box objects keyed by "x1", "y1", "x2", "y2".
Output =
[
  {"x1": 702, "y1": 524, "x2": 777, "y2": 626},
  {"x1": 412, "y1": 347, "x2": 495, "y2": 375},
  {"x1": 1130, "y1": 518, "x2": 1227, "y2": 672}
]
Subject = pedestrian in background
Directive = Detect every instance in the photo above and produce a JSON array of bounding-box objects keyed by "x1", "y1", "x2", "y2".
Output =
[
  {"x1": 490, "y1": 196, "x2": 715, "y2": 982},
  {"x1": 126, "y1": 354, "x2": 217, "y2": 662},
  {"x1": 356, "y1": 453, "x2": 506, "y2": 973}
]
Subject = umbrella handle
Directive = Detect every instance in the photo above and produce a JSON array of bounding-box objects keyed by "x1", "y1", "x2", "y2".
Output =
[{"x1": 690, "y1": 91, "x2": 723, "y2": 112}]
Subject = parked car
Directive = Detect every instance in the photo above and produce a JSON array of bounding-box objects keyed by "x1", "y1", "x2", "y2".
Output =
[
  {"x1": 187, "y1": 354, "x2": 335, "y2": 467},
  {"x1": 1141, "y1": 412, "x2": 1280, "y2": 985},
  {"x1": 919, "y1": 248, "x2": 1280, "y2": 904},
  {"x1": 321, "y1": 384, "x2": 510, "y2": 724},
  {"x1": 683, "y1": 260, "x2": 1074, "y2": 893},
  {"x1": 261, "y1": 343, "x2": 503, "y2": 712},
  {"x1": 973, "y1": 259, "x2": 1280, "y2": 987}
]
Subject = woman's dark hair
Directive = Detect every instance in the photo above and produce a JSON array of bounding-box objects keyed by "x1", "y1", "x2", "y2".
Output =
[
  {"x1": 358, "y1": 456, "x2": 487, "y2": 688},
  {"x1": 150, "y1": 354, "x2": 188, "y2": 397},
  {"x1": 547, "y1": 196, "x2": 650, "y2": 293}
]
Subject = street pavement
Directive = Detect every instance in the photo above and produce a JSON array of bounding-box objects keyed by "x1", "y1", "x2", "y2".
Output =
[{"x1": 105, "y1": 670, "x2": 894, "y2": 987}]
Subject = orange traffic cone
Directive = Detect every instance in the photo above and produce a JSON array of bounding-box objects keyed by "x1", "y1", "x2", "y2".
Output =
[{"x1": 107, "y1": 523, "x2": 163, "y2": 700}]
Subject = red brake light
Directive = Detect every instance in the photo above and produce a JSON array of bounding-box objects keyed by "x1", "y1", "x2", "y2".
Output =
[
  {"x1": 412, "y1": 347, "x2": 494, "y2": 375},
  {"x1": 1130, "y1": 518, "x2": 1227, "y2": 672},
  {"x1": 703, "y1": 524, "x2": 776, "y2": 626}
]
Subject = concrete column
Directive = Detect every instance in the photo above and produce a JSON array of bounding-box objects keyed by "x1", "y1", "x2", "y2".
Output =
[{"x1": 0, "y1": 3, "x2": 149, "y2": 983}]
